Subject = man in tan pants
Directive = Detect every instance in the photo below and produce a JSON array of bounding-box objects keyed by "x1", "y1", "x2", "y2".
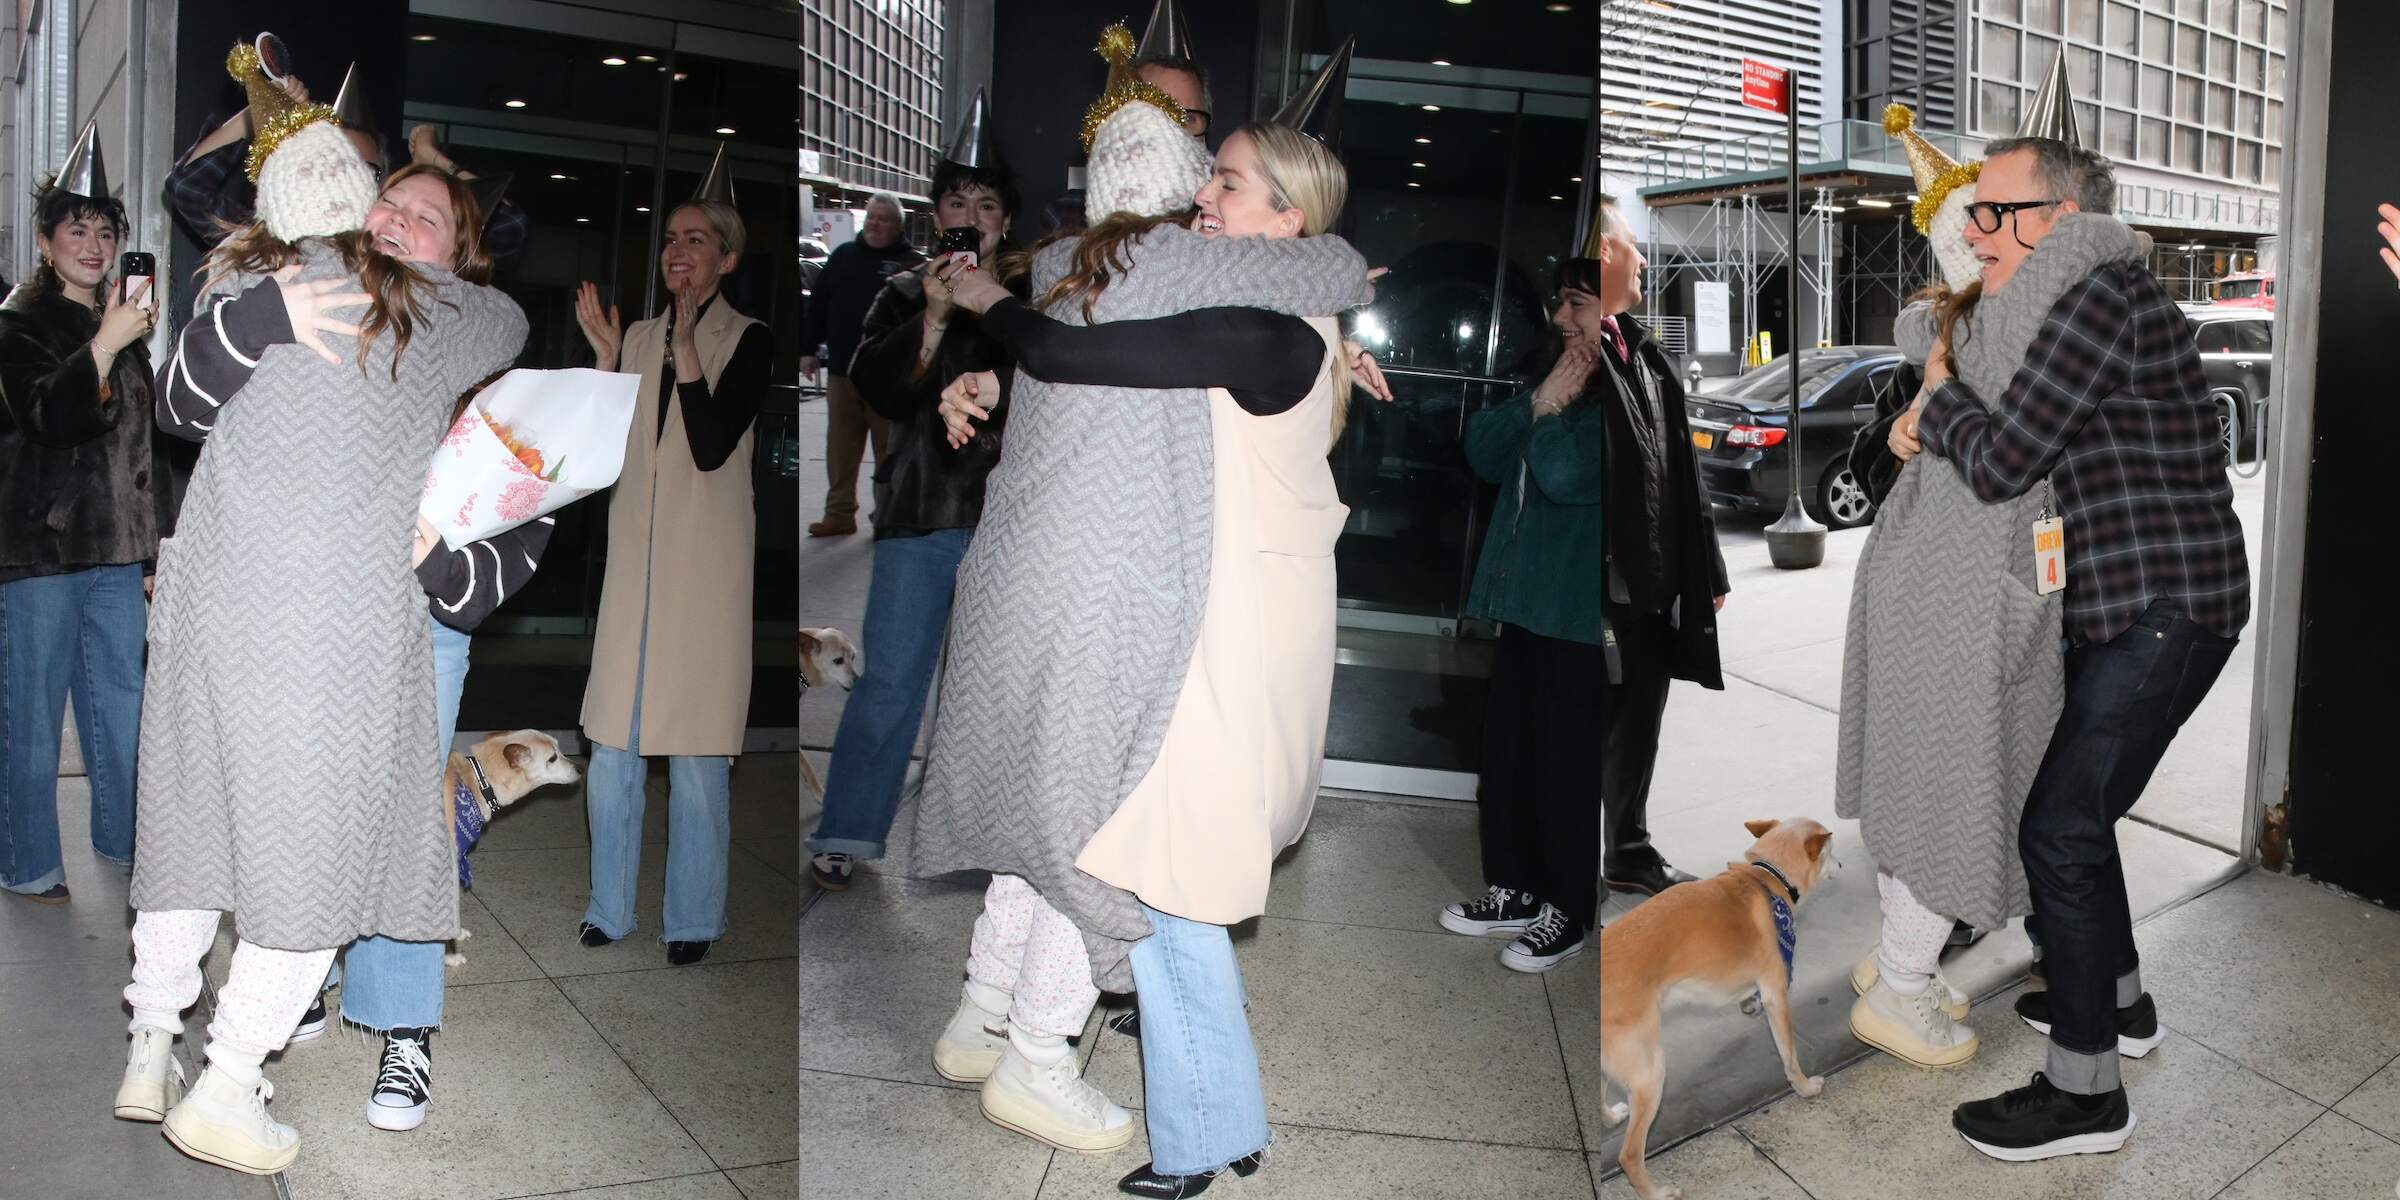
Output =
[{"x1": 802, "y1": 194, "x2": 920, "y2": 535}]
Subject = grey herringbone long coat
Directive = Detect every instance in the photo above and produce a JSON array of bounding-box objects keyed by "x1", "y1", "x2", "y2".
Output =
[
  {"x1": 1835, "y1": 215, "x2": 2140, "y2": 932},
  {"x1": 911, "y1": 227, "x2": 1368, "y2": 992},
  {"x1": 131, "y1": 241, "x2": 526, "y2": 950}
]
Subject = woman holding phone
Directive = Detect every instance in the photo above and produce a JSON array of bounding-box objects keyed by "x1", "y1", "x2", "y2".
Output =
[{"x1": 0, "y1": 158, "x2": 174, "y2": 907}]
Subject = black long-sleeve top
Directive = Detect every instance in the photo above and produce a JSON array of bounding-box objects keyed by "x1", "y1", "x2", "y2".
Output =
[
  {"x1": 156, "y1": 280, "x2": 553, "y2": 631},
  {"x1": 654, "y1": 292, "x2": 771, "y2": 473},
  {"x1": 978, "y1": 298, "x2": 1325, "y2": 414}
]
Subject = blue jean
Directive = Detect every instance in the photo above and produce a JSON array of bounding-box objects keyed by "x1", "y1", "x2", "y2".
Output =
[
  {"x1": 2020, "y1": 600, "x2": 2235, "y2": 1094},
  {"x1": 1129, "y1": 904, "x2": 1271, "y2": 1176},
  {"x1": 806, "y1": 528, "x2": 970, "y2": 859},
  {"x1": 0, "y1": 565, "x2": 146, "y2": 893},
  {"x1": 337, "y1": 617, "x2": 471, "y2": 1030},
  {"x1": 583, "y1": 638, "x2": 733, "y2": 943}
]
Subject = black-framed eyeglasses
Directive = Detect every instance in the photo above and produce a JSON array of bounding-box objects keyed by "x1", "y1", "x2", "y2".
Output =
[
  {"x1": 1966, "y1": 199, "x2": 2063, "y2": 233},
  {"x1": 1180, "y1": 108, "x2": 1211, "y2": 135}
]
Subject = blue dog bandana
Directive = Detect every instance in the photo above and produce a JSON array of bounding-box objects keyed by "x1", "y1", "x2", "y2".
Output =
[{"x1": 453, "y1": 777, "x2": 486, "y2": 889}]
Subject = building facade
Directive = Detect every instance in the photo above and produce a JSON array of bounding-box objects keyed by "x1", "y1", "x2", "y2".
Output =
[{"x1": 799, "y1": 0, "x2": 947, "y2": 239}]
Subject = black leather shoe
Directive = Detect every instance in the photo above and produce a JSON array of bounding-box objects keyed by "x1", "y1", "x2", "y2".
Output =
[
  {"x1": 1603, "y1": 859, "x2": 1698, "y2": 897},
  {"x1": 577, "y1": 921, "x2": 617, "y2": 948},
  {"x1": 666, "y1": 939, "x2": 713, "y2": 966},
  {"x1": 1106, "y1": 1009, "x2": 1141, "y2": 1038},
  {"x1": 1118, "y1": 1151, "x2": 1264, "y2": 1197}
]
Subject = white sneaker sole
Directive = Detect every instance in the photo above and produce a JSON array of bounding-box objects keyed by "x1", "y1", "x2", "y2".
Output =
[
  {"x1": 114, "y1": 1077, "x2": 178, "y2": 1123},
  {"x1": 978, "y1": 1083, "x2": 1137, "y2": 1154},
  {"x1": 287, "y1": 1020, "x2": 326, "y2": 1044},
  {"x1": 933, "y1": 1041, "x2": 1003, "y2": 1084},
  {"x1": 367, "y1": 1097, "x2": 427, "y2": 1131},
  {"x1": 161, "y1": 1110, "x2": 301, "y2": 1175},
  {"x1": 1500, "y1": 940, "x2": 1587, "y2": 974},
  {"x1": 1848, "y1": 1005, "x2": 1978, "y2": 1069},
  {"x1": 1958, "y1": 1111, "x2": 2137, "y2": 1161},
  {"x1": 1439, "y1": 909, "x2": 1533, "y2": 937},
  {"x1": 2018, "y1": 1015, "x2": 2165, "y2": 1058}
]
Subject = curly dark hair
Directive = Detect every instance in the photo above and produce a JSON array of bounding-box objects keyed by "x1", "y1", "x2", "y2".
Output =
[{"x1": 26, "y1": 178, "x2": 131, "y2": 314}]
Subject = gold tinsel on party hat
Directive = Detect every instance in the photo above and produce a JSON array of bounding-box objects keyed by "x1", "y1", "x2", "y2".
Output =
[
  {"x1": 1885, "y1": 103, "x2": 1980, "y2": 236},
  {"x1": 1078, "y1": 22, "x2": 1187, "y2": 153},
  {"x1": 229, "y1": 42, "x2": 342, "y2": 183}
]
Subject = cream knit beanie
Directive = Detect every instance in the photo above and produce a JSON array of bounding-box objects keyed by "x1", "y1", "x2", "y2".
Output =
[
  {"x1": 1085, "y1": 101, "x2": 1211, "y2": 222},
  {"x1": 255, "y1": 121, "x2": 378, "y2": 242}
]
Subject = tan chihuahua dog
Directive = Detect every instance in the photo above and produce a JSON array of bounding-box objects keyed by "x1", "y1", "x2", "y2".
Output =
[{"x1": 1601, "y1": 818, "x2": 1838, "y2": 1200}]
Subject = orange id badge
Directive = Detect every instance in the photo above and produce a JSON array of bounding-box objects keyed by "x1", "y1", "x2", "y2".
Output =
[{"x1": 2033, "y1": 516, "x2": 2066, "y2": 596}]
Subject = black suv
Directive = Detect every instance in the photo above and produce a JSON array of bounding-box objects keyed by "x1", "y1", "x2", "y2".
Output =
[{"x1": 2185, "y1": 307, "x2": 2273, "y2": 462}]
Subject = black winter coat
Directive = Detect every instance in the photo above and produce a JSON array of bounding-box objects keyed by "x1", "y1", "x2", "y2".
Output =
[
  {"x1": 849, "y1": 268, "x2": 1024, "y2": 539},
  {"x1": 0, "y1": 282, "x2": 177, "y2": 583},
  {"x1": 1598, "y1": 317, "x2": 1730, "y2": 690}
]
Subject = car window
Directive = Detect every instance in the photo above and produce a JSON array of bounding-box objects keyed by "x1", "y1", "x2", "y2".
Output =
[
  {"x1": 1716, "y1": 353, "x2": 1858, "y2": 404},
  {"x1": 2231, "y1": 320, "x2": 2272, "y2": 354}
]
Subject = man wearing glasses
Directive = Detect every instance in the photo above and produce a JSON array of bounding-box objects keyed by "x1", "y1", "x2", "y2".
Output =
[
  {"x1": 1895, "y1": 137, "x2": 2248, "y2": 1163},
  {"x1": 1135, "y1": 56, "x2": 1212, "y2": 144}
]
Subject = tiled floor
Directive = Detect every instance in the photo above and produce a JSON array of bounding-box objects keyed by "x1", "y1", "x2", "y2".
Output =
[
  {"x1": 1599, "y1": 869, "x2": 2400, "y2": 1200},
  {"x1": 796, "y1": 786, "x2": 1605, "y2": 1199},
  {"x1": 0, "y1": 757, "x2": 799, "y2": 1200}
]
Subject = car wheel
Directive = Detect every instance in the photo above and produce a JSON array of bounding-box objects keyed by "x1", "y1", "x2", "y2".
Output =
[{"x1": 1812, "y1": 457, "x2": 1876, "y2": 530}]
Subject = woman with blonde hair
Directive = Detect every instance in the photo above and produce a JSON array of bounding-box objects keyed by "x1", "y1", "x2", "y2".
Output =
[
  {"x1": 572, "y1": 181, "x2": 772, "y2": 967},
  {"x1": 115, "y1": 51, "x2": 524, "y2": 1174},
  {"x1": 934, "y1": 95, "x2": 1377, "y2": 1193}
]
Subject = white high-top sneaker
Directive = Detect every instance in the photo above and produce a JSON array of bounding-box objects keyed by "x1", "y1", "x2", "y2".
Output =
[
  {"x1": 161, "y1": 1066, "x2": 301, "y2": 1175},
  {"x1": 113, "y1": 1025, "x2": 187, "y2": 1122},
  {"x1": 932, "y1": 994, "x2": 1010, "y2": 1084},
  {"x1": 1849, "y1": 976, "x2": 1979, "y2": 1069},
  {"x1": 1850, "y1": 949, "x2": 1969, "y2": 1020},
  {"x1": 979, "y1": 1041, "x2": 1137, "y2": 1154}
]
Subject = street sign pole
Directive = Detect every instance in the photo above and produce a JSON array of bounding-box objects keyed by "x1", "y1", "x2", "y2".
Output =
[{"x1": 1748, "y1": 58, "x2": 1827, "y2": 570}]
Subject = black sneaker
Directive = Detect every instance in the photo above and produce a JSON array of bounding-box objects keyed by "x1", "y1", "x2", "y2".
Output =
[
  {"x1": 1952, "y1": 1072, "x2": 2136, "y2": 1161},
  {"x1": 1438, "y1": 886, "x2": 1544, "y2": 937},
  {"x1": 289, "y1": 990, "x2": 330, "y2": 1043},
  {"x1": 810, "y1": 852, "x2": 854, "y2": 891},
  {"x1": 578, "y1": 921, "x2": 617, "y2": 948},
  {"x1": 366, "y1": 1028, "x2": 433, "y2": 1132},
  {"x1": 666, "y1": 939, "x2": 713, "y2": 966},
  {"x1": 1106, "y1": 1009, "x2": 1141, "y2": 1039},
  {"x1": 1947, "y1": 920, "x2": 1987, "y2": 948},
  {"x1": 1499, "y1": 904, "x2": 1587, "y2": 974},
  {"x1": 2015, "y1": 991, "x2": 2164, "y2": 1058}
]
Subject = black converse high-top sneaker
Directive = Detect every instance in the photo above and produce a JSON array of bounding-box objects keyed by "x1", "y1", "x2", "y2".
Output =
[
  {"x1": 1438, "y1": 886, "x2": 1544, "y2": 937},
  {"x1": 1499, "y1": 904, "x2": 1588, "y2": 973},
  {"x1": 367, "y1": 1028, "x2": 433, "y2": 1132}
]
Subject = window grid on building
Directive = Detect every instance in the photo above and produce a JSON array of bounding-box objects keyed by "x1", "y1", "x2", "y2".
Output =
[
  {"x1": 801, "y1": 0, "x2": 945, "y2": 200},
  {"x1": 1600, "y1": 0, "x2": 1831, "y2": 184},
  {"x1": 1969, "y1": 0, "x2": 2285, "y2": 186}
]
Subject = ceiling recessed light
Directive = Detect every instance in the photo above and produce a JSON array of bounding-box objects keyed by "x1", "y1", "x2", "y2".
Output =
[
  {"x1": 575, "y1": 217, "x2": 591, "y2": 223},
  {"x1": 411, "y1": 33, "x2": 436, "y2": 42},
  {"x1": 636, "y1": 206, "x2": 651, "y2": 212},
  {"x1": 1411, "y1": 161, "x2": 1427, "y2": 168},
  {"x1": 1570, "y1": 175, "x2": 1582, "y2": 182},
  {"x1": 1856, "y1": 197, "x2": 1894, "y2": 208},
  {"x1": 635, "y1": 54, "x2": 657, "y2": 63},
  {"x1": 1422, "y1": 104, "x2": 1441, "y2": 111},
  {"x1": 504, "y1": 99, "x2": 528, "y2": 109},
  {"x1": 602, "y1": 56, "x2": 627, "y2": 66},
  {"x1": 673, "y1": 72, "x2": 688, "y2": 82},
  {"x1": 549, "y1": 173, "x2": 568, "y2": 180},
  {"x1": 715, "y1": 126, "x2": 736, "y2": 135},
  {"x1": 1407, "y1": 181, "x2": 1422, "y2": 188},
  {"x1": 1550, "y1": 194, "x2": 1563, "y2": 200},
  {"x1": 1447, "y1": 0, "x2": 1472, "y2": 5},
  {"x1": 1415, "y1": 136, "x2": 1432, "y2": 144},
  {"x1": 1547, "y1": 2, "x2": 1571, "y2": 10},
  {"x1": 1431, "y1": 59, "x2": 1451, "y2": 66}
]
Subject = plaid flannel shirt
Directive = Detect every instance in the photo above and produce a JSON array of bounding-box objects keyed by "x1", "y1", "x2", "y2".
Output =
[
  {"x1": 165, "y1": 137, "x2": 530, "y2": 262},
  {"x1": 1919, "y1": 259, "x2": 2250, "y2": 644}
]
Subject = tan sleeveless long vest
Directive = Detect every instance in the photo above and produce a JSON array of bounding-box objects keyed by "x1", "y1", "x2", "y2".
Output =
[{"x1": 581, "y1": 295, "x2": 763, "y2": 756}]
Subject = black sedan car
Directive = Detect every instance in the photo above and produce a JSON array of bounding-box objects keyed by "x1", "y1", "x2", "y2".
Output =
[
  {"x1": 2186, "y1": 306, "x2": 2272, "y2": 462},
  {"x1": 1688, "y1": 346, "x2": 1899, "y2": 530}
]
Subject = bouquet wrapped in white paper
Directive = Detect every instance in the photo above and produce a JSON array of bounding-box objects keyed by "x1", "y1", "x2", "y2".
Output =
[{"x1": 421, "y1": 367, "x2": 640, "y2": 549}]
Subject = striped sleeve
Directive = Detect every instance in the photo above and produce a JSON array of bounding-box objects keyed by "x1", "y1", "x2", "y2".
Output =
[
  {"x1": 157, "y1": 281, "x2": 294, "y2": 441},
  {"x1": 418, "y1": 515, "x2": 557, "y2": 633}
]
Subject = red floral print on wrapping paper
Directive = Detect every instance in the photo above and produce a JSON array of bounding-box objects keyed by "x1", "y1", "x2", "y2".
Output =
[
  {"x1": 421, "y1": 468, "x2": 439, "y2": 498},
  {"x1": 441, "y1": 409, "x2": 481, "y2": 454},
  {"x1": 454, "y1": 493, "x2": 478, "y2": 528},
  {"x1": 496, "y1": 477, "x2": 547, "y2": 522}
]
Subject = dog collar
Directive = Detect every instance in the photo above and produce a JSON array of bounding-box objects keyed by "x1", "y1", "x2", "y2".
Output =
[
  {"x1": 1749, "y1": 859, "x2": 1800, "y2": 903},
  {"x1": 465, "y1": 753, "x2": 501, "y2": 811}
]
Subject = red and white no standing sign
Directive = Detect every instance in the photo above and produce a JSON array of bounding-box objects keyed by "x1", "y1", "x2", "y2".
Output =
[{"x1": 1741, "y1": 58, "x2": 1790, "y2": 114}]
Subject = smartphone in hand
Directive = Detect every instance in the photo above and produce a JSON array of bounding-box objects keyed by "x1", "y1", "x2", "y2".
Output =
[
  {"x1": 935, "y1": 226, "x2": 979, "y2": 271},
  {"x1": 120, "y1": 251, "x2": 156, "y2": 310}
]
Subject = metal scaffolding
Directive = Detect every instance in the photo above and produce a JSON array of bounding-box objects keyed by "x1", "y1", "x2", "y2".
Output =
[{"x1": 1643, "y1": 190, "x2": 1840, "y2": 359}]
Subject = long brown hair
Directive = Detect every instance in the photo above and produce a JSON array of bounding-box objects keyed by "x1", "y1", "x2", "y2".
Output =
[
  {"x1": 1917, "y1": 279, "x2": 1982, "y2": 378},
  {"x1": 1036, "y1": 210, "x2": 1189, "y2": 323},
  {"x1": 196, "y1": 164, "x2": 491, "y2": 380}
]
